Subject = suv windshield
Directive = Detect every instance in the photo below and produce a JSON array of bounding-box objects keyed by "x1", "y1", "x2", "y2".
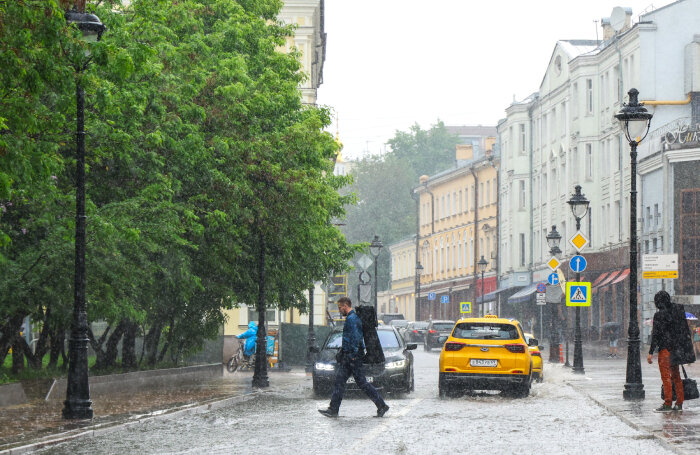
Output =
[
  {"x1": 390, "y1": 320, "x2": 409, "y2": 328},
  {"x1": 432, "y1": 323, "x2": 454, "y2": 331},
  {"x1": 452, "y1": 322, "x2": 519, "y2": 340}
]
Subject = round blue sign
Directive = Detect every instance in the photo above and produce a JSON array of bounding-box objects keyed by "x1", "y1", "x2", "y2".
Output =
[
  {"x1": 569, "y1": 255, "x2": 587, "y2": 273},
  {"x1": 536, "y1": 283, "x2": 546, "y2": 293},
  {"x1": 548, "y1": 273, "x2": 559, "y2": 285}
]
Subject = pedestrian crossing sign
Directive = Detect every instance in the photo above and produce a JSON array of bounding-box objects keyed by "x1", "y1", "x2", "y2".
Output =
[
  {"x1": 566, "y1": 282, "x2": 591, "y2": 307},
  {"x1": 460, "y1": 302, "x2": 472, "y2": 314}
]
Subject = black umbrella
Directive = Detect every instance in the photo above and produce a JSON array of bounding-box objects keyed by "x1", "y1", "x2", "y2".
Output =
[{"x1": 601, "y1": 321, "x2": 622, "y2": 329}]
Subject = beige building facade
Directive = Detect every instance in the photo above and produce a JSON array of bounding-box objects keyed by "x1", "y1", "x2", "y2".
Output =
[
  {"x1": 412, "y1": 138, "x2": 499, "y2": 321},
  {"x1": 386, "y1": 237, "x2": 417, "y2": 320}
]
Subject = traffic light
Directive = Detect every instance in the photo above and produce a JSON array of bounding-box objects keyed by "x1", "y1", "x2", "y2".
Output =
[{"x1": 329, "y1": 274, "x2": 347, "y2": 296}]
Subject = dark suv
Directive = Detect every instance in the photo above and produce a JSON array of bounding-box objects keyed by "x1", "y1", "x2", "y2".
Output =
[
  {"x1": 378, "y1": 313, "x2": 405, "y2": 325},
  {"x1": 424, "y1": 320, "x2": 455, "y2": 351}
]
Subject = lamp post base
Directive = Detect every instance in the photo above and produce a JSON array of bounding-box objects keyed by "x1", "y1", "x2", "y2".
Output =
[
  {"x1": 623, "y1": 383, "x2": 645, "y2": 400},
  {"x1": 62, "y1": 399, "x2": 93, "y2": 420}
]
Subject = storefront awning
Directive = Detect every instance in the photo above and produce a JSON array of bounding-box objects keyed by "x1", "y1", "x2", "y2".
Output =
[
  {"x1": 591, "y1": 272, "x2": 611, "y2": 288},
  {"x1": 610, "y1": 268, "x2": 630, "y2": 284},
  {"x1": 593, "y1": 270, "x2": 621, "y2": 292},
  {"x1": 476, "y1": 287, "x2": 515, "y2": 304},
  {"x1": 508, "y1": 283, "x2": 538, "y2": 304}
]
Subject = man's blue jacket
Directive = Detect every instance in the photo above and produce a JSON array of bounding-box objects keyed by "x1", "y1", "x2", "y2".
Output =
[
  {"x1": 237, "y1": 322, "x2": 257, "y2": 357},
  {"x1": 342, "y1": 309, "x2": 365, "y2": 358}
]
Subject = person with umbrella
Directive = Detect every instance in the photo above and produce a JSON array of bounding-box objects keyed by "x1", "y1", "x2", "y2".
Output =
[{"x1": 602, "y1": 321, "x2": 621, "y2": 358}]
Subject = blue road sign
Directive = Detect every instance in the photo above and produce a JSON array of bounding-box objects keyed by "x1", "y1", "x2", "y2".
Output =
[
  {"x1": 569, "y1": 255, "x2": 587, "y2": 273},
  {"x1": 440, "y1": 295, "x2": 450, "y2": 304},
  {"x1": 566, "y1": 282, "x2": 591, "y2": 307},
  {"x1": 548, "y1": 273, "x2": 559, "y2": 285},
  {"x1": 428, "y1": 292, "x2": 436, "y2": 301},
  {"x1": 536, "y1": 283, "x2": 546, "y2": 293}
]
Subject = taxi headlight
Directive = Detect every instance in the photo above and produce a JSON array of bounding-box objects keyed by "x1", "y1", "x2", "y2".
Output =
[
  {"x1": 385, "y1": 359, "x2": 407, "y2": 369},
  {"x1": 315, "y1": 362, "x2": 335, "y2": 371}
]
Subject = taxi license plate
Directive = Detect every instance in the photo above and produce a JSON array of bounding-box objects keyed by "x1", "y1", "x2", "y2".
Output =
[
  {"x1": 348, "y1": 377, "x2": 372, "y2": 383},
  {"x1": 470, "y1": 359, "x2": 498, "y2": 367}
]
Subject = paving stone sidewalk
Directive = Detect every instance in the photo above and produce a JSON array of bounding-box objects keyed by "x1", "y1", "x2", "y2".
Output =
[
  {"x1": 0, "y1": 368, "x2": 307, "y2": 454},
  {"x1": 564, "y1": 357, "x2": 700, "y2": 454}
]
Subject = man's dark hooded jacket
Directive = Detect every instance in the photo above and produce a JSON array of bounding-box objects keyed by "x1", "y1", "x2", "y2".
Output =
[{"x1": 649, "y1": 291, "x2": 696, "y2": 365}]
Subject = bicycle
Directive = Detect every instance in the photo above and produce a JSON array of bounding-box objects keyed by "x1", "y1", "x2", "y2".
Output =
[{"x1": 226, "y1": 335, "x2": 275, "y2": 373}]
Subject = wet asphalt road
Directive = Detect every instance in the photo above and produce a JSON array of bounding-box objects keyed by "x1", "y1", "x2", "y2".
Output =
[{"x1": 39, "y1": 349, "x2": 676, "y2": 455}]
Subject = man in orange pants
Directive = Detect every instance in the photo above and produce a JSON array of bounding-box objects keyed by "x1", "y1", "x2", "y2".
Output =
[{"x1": 647, "y1": 291, "x2": 686, "y2": 412}]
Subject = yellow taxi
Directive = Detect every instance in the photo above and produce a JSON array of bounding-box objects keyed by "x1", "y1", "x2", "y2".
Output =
[
  {"x1": 438, "y1": 315, "x2": 535, "y2": 398},
  {"x1": 524, "y1": 332, "x2": 543, "y2": 382}
]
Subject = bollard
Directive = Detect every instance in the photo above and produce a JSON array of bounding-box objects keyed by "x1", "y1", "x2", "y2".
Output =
[{"x1": 559, "y1": 344, "x2": 564, "y2": 363}]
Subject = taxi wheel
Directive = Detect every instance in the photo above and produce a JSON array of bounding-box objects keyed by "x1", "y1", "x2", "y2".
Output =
[{"x1": 438, "y1": 375, "x2": 449, "y2": 399}]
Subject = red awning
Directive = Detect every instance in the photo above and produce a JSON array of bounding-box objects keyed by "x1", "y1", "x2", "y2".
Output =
[
  {"x1": 610, "y1": 269, "x2": 630, "y2": 284},
  {"x1": 591, "y1": 272, "x2": 611, "y2": 288},
  {"x1": 594, "y1": 271, "x2": 622, "y2": 292}
]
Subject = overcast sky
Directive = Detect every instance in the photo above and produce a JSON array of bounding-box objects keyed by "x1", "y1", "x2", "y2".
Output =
[{"x1": 316, "y1": 0, "x2": 673, "y2": 159}]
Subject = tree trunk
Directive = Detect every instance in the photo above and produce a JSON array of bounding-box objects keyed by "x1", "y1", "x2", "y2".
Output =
[
  {"x1": 103, "y1": 319, "x2": 127, "y2": 368},
  {"x1": 48, "y1": 328, "x2": 65, "y2": 369},
  {"x1": 11, "y1": 339, "x2": 24, "y2": 374},
  {"x1": 0, "y1": 314, "x2": 25, "y2": 367},
  {"x1": 144, "y1": 322, "x2": 162, "y2": 366},
  {"x1": 121, "y1": 320, "x2": 138, "y2": 369},
  {"x1": 252, "y1": 229, "x2": 269, "y2": 388}
]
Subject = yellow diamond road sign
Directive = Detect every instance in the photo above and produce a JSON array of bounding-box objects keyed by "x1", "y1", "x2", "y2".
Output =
[
  {"x1": 547, "y1": 257, "x2": 561, "y2": 271},
  {"x1": 569, "y1": 231, "x2": 589, "y2": 251}
]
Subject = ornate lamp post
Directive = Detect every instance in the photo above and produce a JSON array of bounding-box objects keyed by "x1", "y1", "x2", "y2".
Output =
[
  {"x1": 477, "y1": 256, "x2": 488, "y2": 315},
  {"x1": 546, "y1": 226, "x2": 562, "y2": 363},
  {"x1": 62, "y1": 5, "x2": 105, "y2": 421},
  {"x1": 615, "y1": 88, "x2": 653, "y2": 400},
  {"x1": 305, "y1": 284, "x2": 317, "y2": 373},
  {"x1": 369, "y1": 235, "x2": 383, "y2": 313},
  {"x1": 567, "y1": 186, "x2": 590, "y2": 375},
  {"x1": 415, "y1": 263, "x2": 424, "y2": 319}
]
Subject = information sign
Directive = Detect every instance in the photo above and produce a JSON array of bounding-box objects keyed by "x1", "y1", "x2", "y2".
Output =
[
  {"x1": 566, "y1": 282, "x2": 591, "y2": 307},
  {"x1": 460, "y1": 302, "x2": 472, "y2": 313}
]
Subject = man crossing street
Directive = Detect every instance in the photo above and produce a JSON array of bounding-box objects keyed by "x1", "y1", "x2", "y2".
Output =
[{"x1": 318, "y1": 297, "x2": 389, "y2": 418}]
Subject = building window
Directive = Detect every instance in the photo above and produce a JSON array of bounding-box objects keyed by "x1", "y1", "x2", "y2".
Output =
[
  {"x1": 453, "y1": 192, "x2": 457, "y2": 216},
  {"x1": 519, "y1": 233, "x2": 525, "y2": 267},
  {"x1": 680, "y1": 190, "x2": 700, "y2": 294},
  {"x1": 520, "y1": 123, "x2": 526, "y2": 154},
  {"x1": 654, "y1": 203, "x2": 660, "y2": 228},
  {"x1": 441, "y1": 195, "x2": 445, "y2": 219},
  {"x1": 492, "y1": 180, "x2": 497, "y2": 205},
  {"x1": 465, "y1": 187, "x2": 469, "y2": 212},
  {"x1": 653, "y1": 238, "x2": 658, "y2": 252},
  {"x1": 585, "y1": 144, "x2": 593, "y2": 180},
  {"x1": 519, "y1": 180, "x2": 526, "y2": 210},
  {"x1": 453, "y1": 234, "x2": 457, "y2": 270},
  {"x1": 446, "y1": 193, "x2": 451, "y2": 218},
  {"x1": 458, "y1": 190, "x2": 462, "y2": 214},
  {"x1": 572, "y1": 83, "x2": 579, "y2": 118},
  {"x1": 486, "y1": 180, "x2": 491, "y2": 206},
  {"x1": 586, "y1": 78, "x2": 593, "y2": 114},
  {"x1": 646, "y1": 206, "x2": 652, "y2": 231},
  {"x1": 248, "y1": 307, "x2": 277, "y2": 324}
]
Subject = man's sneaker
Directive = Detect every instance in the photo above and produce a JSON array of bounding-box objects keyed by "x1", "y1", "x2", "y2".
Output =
[
  {"x1": 376, "y1": 404, "x2": 390, "y2": 417},
  {"x1": 654, "y1": 404, "x2": 672, "y2": 413},
  {"x1": 318, "y1": 408, "x2": 338, "y2": 418},
  {"x1": 673, "y1": 403, "x2": 683, "y2": 411}
]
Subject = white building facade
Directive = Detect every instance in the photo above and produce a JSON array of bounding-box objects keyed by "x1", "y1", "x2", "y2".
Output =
[{"x1": 498, "y1": 1, "x2": 700, "y2": 340}]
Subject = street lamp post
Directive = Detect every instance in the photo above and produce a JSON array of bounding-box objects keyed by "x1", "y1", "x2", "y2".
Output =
[
  {"x1": 63, "y1": 6, "x2": 105, "y2": 420},
  {"x1": 615, "y1": 88, "x2": 653, "y2": 401},
  {"x1": 477, "y1": 256, "x2": 488, "y2": 315},
  {"x1": 546, "y1": 226, "x2": 562, "y2": 363},
  {"x1": 567, "y1": 186, "x2": 591, "y2": 375},
  {"x1": 369, "y1": 235, "x2": 383, "y2": 313},
  {"x1": 305, "y1": 285, "x2": 316, "y2": 373},
  {"x1": 415, "y1": 263, "x2": 424, "y2": 319}
]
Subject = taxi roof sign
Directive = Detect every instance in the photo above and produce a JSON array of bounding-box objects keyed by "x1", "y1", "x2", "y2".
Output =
[
  {"x1": 484, "y1": 314, "x2": 498, "y2": 318},
  {"x1": 569, "y1": 231, "x2": 589, "y2": 251}
]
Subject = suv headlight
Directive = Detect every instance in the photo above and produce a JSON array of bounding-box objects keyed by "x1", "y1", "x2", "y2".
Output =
[
  {"x1": 315, "y1": 362, "x2": 335, "y2": 371},
  {"x1": 385, "y1": 359, "x2": 407, "y2": 369}
]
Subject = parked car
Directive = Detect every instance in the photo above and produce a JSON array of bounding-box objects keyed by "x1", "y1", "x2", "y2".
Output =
[
  {"x1": 438, "y1": 315, "x2": 535, "y2": 398},
  {"x1": 524, "y1": 332, "x2": 543, "y2": 382},
  {"x1": 311, "y1": 326, "x2": 417, "y2": 396},
  {"x1": 378, "y1": 313, "x2": 405, "y2": 325},
  {"x1": 424, "y1": 320, "x2": 455, "y2": 351},
  {"x1": 390, "y1": 319, "x2": 410, "y2": 338},
  {"x1": 405, "y1": 321, "x2": 429, "y2": 343}
]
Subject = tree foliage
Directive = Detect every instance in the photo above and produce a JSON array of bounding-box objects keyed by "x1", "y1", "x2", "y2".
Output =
[{"x1": 0, "y1": 0, "x2": 355, "y2": 375}]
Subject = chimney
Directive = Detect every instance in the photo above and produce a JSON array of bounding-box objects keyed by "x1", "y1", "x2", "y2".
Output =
[
  {"x1": 456, "y1": 144, "x2": 474, "y2": 161},
  {"x1": 601, "y1": 17, "x2": 614, "y2": 41}
]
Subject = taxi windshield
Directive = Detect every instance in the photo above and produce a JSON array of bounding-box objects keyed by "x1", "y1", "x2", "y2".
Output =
[{"x1": 452, "y1": 322, "x2": 519, "y2": 340}]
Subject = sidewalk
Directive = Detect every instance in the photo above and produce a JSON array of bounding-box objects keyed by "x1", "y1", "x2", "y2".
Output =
[
  {"x1": 0, "y1": 368, "x2": 306, "y2": 454},
  {"x1": 563, "y1": 357, "x2": 700, "y2": 454}
]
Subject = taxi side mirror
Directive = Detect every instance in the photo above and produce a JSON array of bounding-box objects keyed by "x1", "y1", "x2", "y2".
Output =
[
  {"x1": 406, "y1": 343, "x2": 417, "y2": 351},
  {"x1": 528, "y1": 338, "x2": 538, "y2": 347}
]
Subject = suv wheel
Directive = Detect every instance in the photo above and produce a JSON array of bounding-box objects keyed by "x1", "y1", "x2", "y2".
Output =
[{"x1": 438, "y1": 374, "x2": 448, "y2": 399}]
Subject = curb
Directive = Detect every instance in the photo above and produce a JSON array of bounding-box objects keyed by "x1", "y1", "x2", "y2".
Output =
[
  {"x1": 566, "y1": 382, "x2": 689, "y2": 455},
  {"x1": 0, "y1": 389, "x2": 266, "y2": 455}
]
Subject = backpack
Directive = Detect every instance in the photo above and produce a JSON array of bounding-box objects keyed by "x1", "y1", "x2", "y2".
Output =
[{"x1": 354, "y1": 305, "x2": 385, "y2": 364}]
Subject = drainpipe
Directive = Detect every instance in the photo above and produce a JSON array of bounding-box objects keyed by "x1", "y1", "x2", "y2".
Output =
[
  {"x1": 488, "y1": 154, "x2": 500, "y2": 315},
  {"x1": 528, "y1": 101, "x2": 536, "y2": 285},
  {"x1": 470, "y1": 165, "x2": 480, "y2": 315}
]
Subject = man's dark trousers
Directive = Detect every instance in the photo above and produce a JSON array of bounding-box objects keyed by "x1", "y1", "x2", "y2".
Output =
[{"x1": 330, "y1": 356, "x2": 385, "y2": 412}]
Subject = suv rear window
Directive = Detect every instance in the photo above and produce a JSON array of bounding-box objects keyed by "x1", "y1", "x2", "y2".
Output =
[
  {"x1": 452, "y1": 322, "x2": 519, "y2": 340},
  {"x1": 432, "y1": 323, "x2": 454, "y2": 331}
]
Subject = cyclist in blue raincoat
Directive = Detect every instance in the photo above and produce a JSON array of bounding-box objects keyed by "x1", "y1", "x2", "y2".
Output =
[{"x1": 237, "y1": 322, "x2": 257, "y2": 357}]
